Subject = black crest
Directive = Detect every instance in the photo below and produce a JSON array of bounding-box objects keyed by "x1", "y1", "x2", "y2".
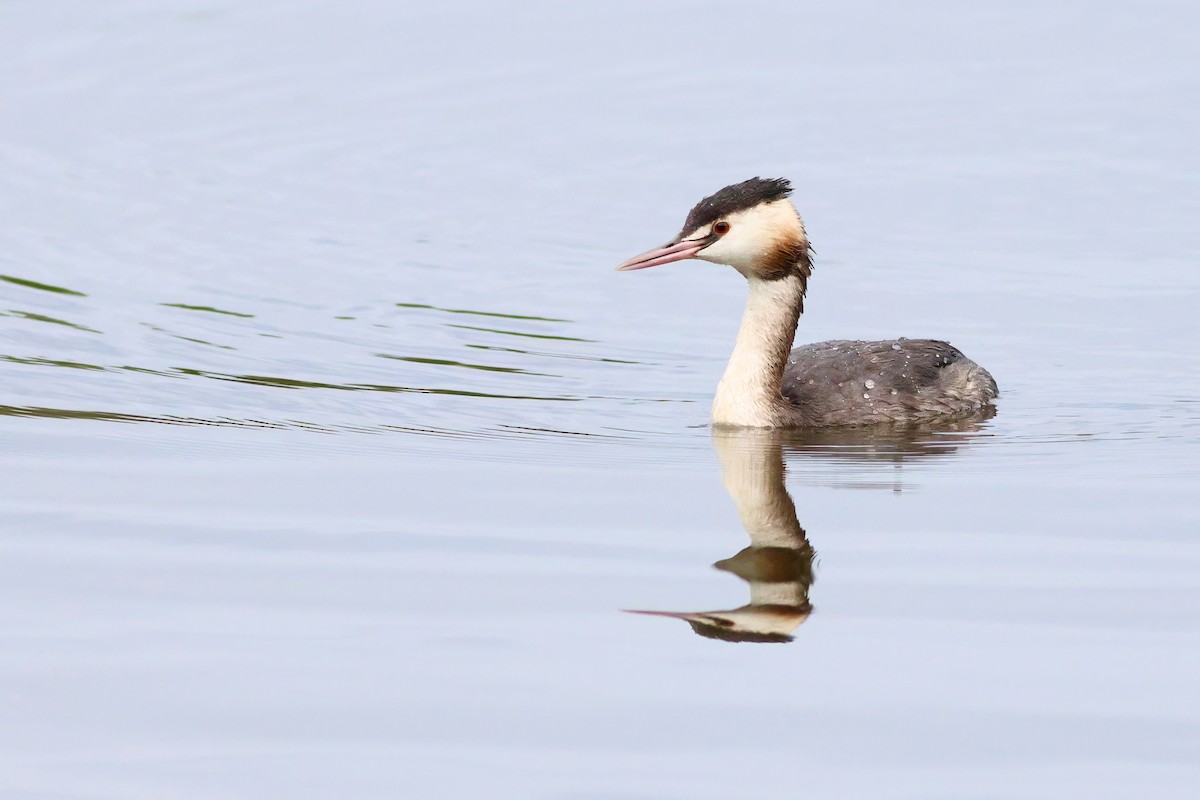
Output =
[{"x1": 678, "y1": 177, "x2": 793, "y2": 237}]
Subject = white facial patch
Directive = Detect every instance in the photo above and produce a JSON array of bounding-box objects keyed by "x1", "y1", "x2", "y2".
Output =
[{"x1": 686, "y1": 200, "x2": 807, "y2": 278}]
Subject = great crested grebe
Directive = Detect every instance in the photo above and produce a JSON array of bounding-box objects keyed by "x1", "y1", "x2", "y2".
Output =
[{"x1": 617, "y1": 177, "x2": 998, "y2": 428}]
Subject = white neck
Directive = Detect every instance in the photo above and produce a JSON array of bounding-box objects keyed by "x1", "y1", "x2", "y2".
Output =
[{"x1": 711, "y1": 274, "x2": 805, "y2": 427}]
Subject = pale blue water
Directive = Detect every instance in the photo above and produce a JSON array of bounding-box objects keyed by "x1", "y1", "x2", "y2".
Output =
[{"x1": 1, "y1": 1, "x2": 1198, "y2": 798}]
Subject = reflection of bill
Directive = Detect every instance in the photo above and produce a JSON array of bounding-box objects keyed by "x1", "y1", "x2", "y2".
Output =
[{"x1": 627, "y1": 421, "x2": 989, "y2": 643}]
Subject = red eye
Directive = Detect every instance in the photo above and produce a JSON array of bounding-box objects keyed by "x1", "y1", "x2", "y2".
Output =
[{"x1": 714, "y1": 221, "x2": 731, "y2": 235}]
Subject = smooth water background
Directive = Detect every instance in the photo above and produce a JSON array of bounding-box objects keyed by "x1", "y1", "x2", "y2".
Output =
[{"x1": 2, "y1": 1, "x2": 1198, "y2": 797}]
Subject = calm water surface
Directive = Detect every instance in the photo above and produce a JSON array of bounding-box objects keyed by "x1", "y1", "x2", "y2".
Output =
[{"x1": 2, "y1": 2, "x2": 1198, "y2": 798}]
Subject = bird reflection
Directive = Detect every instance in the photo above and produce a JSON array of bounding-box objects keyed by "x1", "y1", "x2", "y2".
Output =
[{"x1": 627, "y1": 420, "x2": 991, "y2": 643}]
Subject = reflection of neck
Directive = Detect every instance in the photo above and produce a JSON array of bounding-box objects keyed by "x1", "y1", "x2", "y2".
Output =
[
  {"x1": 712, "y1": 274, "x2": 805, "y2": 427},
  {"x1": 715, "y1": 431, "x2": 805, "y2": 549},
  {"x1": 713, "y1": 430, "x2": 816, "y2": 622}
]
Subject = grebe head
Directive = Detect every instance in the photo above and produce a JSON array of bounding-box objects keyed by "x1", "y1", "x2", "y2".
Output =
[{"x1": 616, "y1": 177, "x2": 811, "y2": 281}]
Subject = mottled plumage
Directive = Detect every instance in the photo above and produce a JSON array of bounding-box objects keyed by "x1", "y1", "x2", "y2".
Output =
[{"x1": 781, "y1": 338, "x2": 999, "y2": 427}]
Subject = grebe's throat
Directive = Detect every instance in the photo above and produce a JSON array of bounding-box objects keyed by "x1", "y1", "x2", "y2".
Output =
[{"x1": 712, "y1": 273, "x2": 806, "y2": 427}]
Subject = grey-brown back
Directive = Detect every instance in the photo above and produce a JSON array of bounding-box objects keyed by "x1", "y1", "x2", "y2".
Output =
[{"x1": 781, "y1": 338, "x2": 998, "y2": 427}]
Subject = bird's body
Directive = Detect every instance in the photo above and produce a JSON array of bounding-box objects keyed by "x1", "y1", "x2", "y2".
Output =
[
  {"x1": 617, "y1": 177, "x2": 998, "y2": 428},
  {"x1": 782, "y1": 338, "x2": 997, "y2": 427}
]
